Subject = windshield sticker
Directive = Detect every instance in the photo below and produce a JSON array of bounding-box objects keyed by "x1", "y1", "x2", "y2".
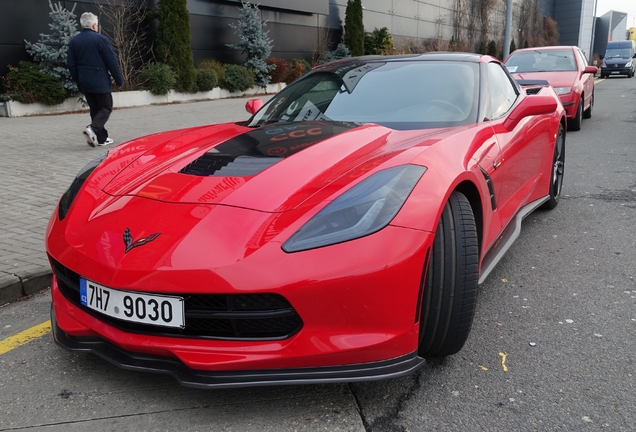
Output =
[
  {"x1": 293, "y1": 100, "x2": 321, "y2": 122},
  {"x1": 506, "y1": 65, "x2": 518, "y2": 72}
]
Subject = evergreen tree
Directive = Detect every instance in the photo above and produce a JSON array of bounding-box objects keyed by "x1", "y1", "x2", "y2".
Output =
[
  {"x1": 156, "y1": 0, "x2": 196, "y2": 92},
  {"x1": 25, "y1": 1, "x2": 79, "y2": 95},
  {"x1": 486, "y1": 40, "x2": 498, "y2": 58},
  {"x1": 344, "y1": 0, "x2": 364, "y2": 56},
  {"x1": 227, "y1": 1, "x2": 275, "y2": 88},
  {"x1": 510, "y1": 38, "x2": 517, "y2": 54},
  {"x1": 365, "y1": 27, "x2": 393, "y2": 55}
]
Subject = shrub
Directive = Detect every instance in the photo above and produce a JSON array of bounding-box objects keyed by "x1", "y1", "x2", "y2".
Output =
[
  {"x1": 198, "y1": 59, "x2": 225, "y2": 86},
  {"x1": 222, "y1": 64, "x2": 255, "y2": 92},
  {"x1": 196, "y1": 69, "x2": 218, "y2": 92},
  {"x1": 138, "y1": 63, "x2": 176, "y2": 95},
  {"x1": 0, "y1": 61, "x2": 66, "y2": 105},
  {"x1": 285, "y1": 59, "x2": 311, "y2": 84},
  {"x1": 265, "y1": 58, "x2": 288, "y2": 83},
  {"x1": 320, "y1": 43, "x2": 351, "y2": 64}
]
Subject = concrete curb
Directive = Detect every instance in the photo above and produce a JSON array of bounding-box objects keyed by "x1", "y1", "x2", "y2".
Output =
[{"x1": 0, "y1": 268, "x2": 52, "y2": 305}]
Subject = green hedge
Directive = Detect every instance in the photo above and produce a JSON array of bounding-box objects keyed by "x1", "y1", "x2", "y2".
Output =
[
  {"x1": 196, "y1": 69, "x2": 218, "y2": 92},
  {"x1": 222, "y1": 64, "x2": 255, "y2": 92},
  {"x1": 138, "y1": 63, "x2": 176, "y2": 95},
  {"x1": 0, "y1": 61, "x2": 66, "y2": 105}
]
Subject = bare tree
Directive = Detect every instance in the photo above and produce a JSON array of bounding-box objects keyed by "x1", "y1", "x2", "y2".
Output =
[
  {"x1": 519, "y1": 0, "x2": 544, "y2": 47},
  {"x1": 96, "y1": 0, "x2": 152, "y2": 90}
]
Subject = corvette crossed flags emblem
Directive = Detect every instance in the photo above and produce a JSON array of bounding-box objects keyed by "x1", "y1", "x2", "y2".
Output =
[{"x1": 123, "y1": 228, "x2": 161, "y2": 253}]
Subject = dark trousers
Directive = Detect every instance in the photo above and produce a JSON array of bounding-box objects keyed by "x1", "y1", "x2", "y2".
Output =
[{"x1": 84, "y1": 92, "x2": 113, "y2": 144}]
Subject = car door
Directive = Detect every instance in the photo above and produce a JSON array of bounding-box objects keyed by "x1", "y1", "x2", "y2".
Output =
[
  {"x1": 576, "y1": 48, "x2": 594, "y2": 109},
  {"x1": 484, "y1": 62, "x2": 551, "y2": 229}
]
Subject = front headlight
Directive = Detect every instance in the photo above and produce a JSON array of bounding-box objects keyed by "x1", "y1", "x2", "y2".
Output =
[
  {"x1": 626, "y1": 61, "x2": 633, "y2": 68},
  {"x1": 554, "y1": 87, "x2": 572, "y2": 95},
  {"x1": 58, "y1": 153, "x2": 107, "y2": 220},
  {"x1": 282, "y1": 165, "x2": 426, "y2": 252}
]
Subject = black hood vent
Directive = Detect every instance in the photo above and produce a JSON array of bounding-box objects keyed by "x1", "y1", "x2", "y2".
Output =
[
  {"x1": 180, "y1": 154, "x2": 283, "y2": 177},
  {"x1": 180, "y1": 121, "x2": 358, "y2": 177}
]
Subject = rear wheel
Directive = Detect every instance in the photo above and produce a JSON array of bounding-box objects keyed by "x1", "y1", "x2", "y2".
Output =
[
  {"x1": 568, "y1": 97, "x2": 583, "y2": 131},
  {"x1": 583, "y1": 92, "x2": 593, "y2": 119},
  {"x1": 418, "y1": 191, "x2": 479, "y2": 359},
  {"x1": 541, "y1": 124, "x2": 565, "y2": 210}
]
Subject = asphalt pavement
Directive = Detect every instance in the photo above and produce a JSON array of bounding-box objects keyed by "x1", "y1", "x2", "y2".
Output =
[{"x1": 0, "y1": 96, "x2": 262, "y2": 305}]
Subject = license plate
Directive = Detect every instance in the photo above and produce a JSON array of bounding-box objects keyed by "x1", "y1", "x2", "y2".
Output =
[
  {"x1": 80, "y1": 279, "x2": 185, "y2": 328},
  {"x1": 611, "y1": 71, "x2": 620, "y2": 74}
]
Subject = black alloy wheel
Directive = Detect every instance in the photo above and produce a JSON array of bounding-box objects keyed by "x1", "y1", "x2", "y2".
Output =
[
  {"x1": 418, "y1": 191, "x2": 479, "y2": 359},
  {"x1": 542, "y1": 124, "x2": 565, "y2": 210}
]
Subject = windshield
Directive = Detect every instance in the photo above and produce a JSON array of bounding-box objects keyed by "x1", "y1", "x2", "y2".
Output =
[
  {"x1": 505, "y1": 49, "x2": 576, "y2": 73},
  {"x1": 604, "y1": 48, "x2": 631, "y2": 59},
  {"x1": 247, "y1": 61, "x2": 479, "y2": 130}
]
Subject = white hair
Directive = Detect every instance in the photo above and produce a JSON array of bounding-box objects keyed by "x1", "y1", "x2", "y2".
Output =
[{"x1": 80, "y1": 12, "x2": 98, "y2": 29}]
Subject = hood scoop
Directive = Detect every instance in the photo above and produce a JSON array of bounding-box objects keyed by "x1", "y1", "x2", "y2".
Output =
[
  {"x1": 180, "y1": 154, "x2": 283, "y2": 177},
  {"x1": 179, "y1": 121, "x2": 358, "y2": 177}
]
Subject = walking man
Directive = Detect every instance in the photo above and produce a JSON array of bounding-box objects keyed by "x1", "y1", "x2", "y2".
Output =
[{"x1": 67, "y1": 12, "x2": 124, "y2": 147}]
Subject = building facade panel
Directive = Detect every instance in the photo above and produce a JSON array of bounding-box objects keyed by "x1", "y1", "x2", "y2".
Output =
[{"x1": 0, "y1": 0, "x2": 599, "y2": 84}]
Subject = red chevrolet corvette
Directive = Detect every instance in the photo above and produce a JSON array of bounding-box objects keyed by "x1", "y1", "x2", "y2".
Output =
[{"x1": 46, "y1": 53, "x2": 566, "y2": 388}]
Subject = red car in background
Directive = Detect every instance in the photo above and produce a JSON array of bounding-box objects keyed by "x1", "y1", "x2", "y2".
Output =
[
  {"x1": 504, "y1": 46, "x2": 597, "y2": 131},
  {"x1": 46, "y1": 53, "x2": 566, "y2": 388}
]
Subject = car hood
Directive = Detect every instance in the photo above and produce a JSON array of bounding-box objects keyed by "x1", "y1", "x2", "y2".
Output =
[
  {"x1": 100, "y1": 121, "x2": 445, "y2": 213},
  {"x1": 512, "y1": 71, "x2": 579, "y2": 88},
  {"x1": 604, "y1": 57, "x2": 631, "y2": 64}
]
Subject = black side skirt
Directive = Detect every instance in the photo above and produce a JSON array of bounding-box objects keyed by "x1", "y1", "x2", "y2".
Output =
[{"x1": 51, "y1": 308, "x2": 425, "y2": 389}]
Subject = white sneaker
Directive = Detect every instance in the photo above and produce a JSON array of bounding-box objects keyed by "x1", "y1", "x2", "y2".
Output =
[
  {"x1": 98, "y1": 137, "x2": 114, "y2": 146},
  {"x1": 83, "y1": 126, "x2": 98, "y2": 147}
]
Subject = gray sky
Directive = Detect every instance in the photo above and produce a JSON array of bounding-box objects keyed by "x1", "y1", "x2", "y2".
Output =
[{"x1": 596, "y1": 0, "x2": 636, "y2": 28}]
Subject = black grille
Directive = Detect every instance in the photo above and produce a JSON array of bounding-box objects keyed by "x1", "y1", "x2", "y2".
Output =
[{"x1": 50, "y1": 258, "x2": 303, "y2": 340}]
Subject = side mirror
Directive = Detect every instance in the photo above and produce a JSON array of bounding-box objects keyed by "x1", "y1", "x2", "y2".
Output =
[
  {"x1": 632, "y1": 53, "x2": 636, "y2": 58},
  {"x1": 245, "y1": 99, "x2": 264, "y2": 115},
  {"x1": 599, "y1": 55, "x2": 604, "y2": 60},
  {"x1": 583, "y1": 65, "x2": 598, "y2": 74},
  {"x1": 503, "y1": 94, "x2": 557, "y2": 131}
]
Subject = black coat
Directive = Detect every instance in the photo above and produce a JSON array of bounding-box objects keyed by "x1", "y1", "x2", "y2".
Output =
[{"x1": 67, "y1": 29, "x2": 124, "y2": 94}]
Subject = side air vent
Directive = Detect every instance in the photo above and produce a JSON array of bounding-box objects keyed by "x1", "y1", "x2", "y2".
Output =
[{"x1": 479, "y1": 166, "x2": 497, "y2": 210}]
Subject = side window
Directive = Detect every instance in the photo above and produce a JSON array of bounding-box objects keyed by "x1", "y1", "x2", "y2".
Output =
[
  {"x1": 576, "y1": 49, "x2": 588, "y2": 69},
  {"x1": 487, "y1": 62, "x2": 519, "y2": 119}
]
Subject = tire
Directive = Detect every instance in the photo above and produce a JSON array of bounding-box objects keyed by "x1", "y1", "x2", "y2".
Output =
[
  {"x1": 418, "y1": 191, "x2": 479, "y2": 359},
  {"x1": 568, "y1": 97, "x2": 583, "y2": 131},
  {"x1": 600, "y1": 73, "x2": 607, "y2": 79},
  {"x1": 582, "y1": 92, "x2": 593, "y2": 119},
  {"x1": 541, "y1": 124, "x2": 565, "y2": 210}
]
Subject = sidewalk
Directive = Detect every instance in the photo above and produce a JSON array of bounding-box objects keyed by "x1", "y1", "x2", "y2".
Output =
[{"x1": 0, "y1": 96, "x2": 259, "y2": 304}]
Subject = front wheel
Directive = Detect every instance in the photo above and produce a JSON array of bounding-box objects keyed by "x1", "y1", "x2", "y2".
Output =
[
  {"x1": 541, "y1": 124, "x2": 565, "y2": 210},
  {"x1": 568, "y1": 97, "x2": 583, "y2": 131},
  {"x1": 418, "y1": 191, "x2": 479, "y2": 359}
]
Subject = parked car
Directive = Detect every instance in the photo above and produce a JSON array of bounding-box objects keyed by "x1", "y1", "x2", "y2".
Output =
[
  {"x1": 47, "y1": 53, "x2": 566, "y2": 389},
  {"x1": 504, "y1": 45, "x2": 597, "y2": 131},
  {"x1": 600, "y1": 40, "x2": 636, "y2": 78}
]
